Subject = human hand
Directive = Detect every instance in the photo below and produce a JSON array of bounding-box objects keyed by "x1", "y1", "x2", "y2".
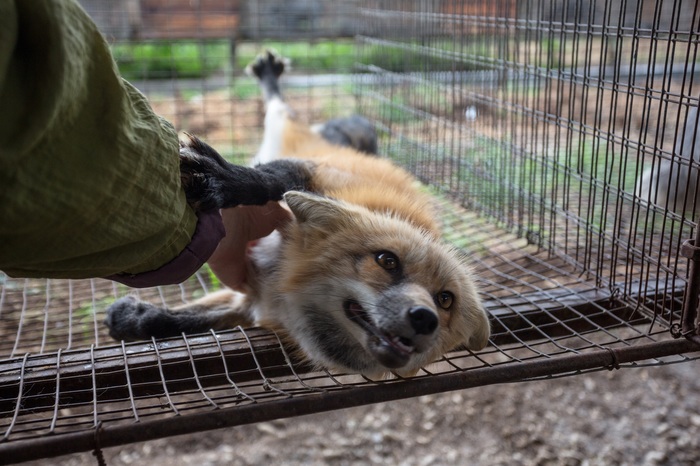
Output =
[{"x1": 207, "y1": 201, "x2": 291, "y2": 291}]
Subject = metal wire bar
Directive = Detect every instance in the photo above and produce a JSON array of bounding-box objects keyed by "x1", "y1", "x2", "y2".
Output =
[
  {"x1": 120, "y1": 340, "x2": 140, "y2": 422},
  {"x1": 181, "y1": 333, "x2": 220, "y2": 409},
  {"x1": 0, "y1": 287, "x2": 679, "y2": 420},
  {"x1": 48, "y1": 348, "x2": 62, "y2": 434},
  {"x1": 150, "y1": 336, "x2": 180, "y2": 415},
  {"x1": 2, "y1": 353, "x2": 29, "y2": 443},
  {"x1": 1, "y1": 338, "x2": 697, "y2": 465}
]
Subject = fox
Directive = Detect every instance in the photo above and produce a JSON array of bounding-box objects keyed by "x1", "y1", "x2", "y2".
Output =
[{"x1": 105, "y1": 51, "x2": 490, "y2": 377}]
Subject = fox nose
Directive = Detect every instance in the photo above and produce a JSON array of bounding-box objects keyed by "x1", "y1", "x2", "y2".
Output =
[{"x1": 408, "y1": 306, "x2": 438, "y2": 335}]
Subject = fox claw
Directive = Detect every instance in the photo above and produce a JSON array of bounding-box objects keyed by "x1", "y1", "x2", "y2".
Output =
[{"x1": 178, "y1": 132, "x2": 229, "y2": 211}]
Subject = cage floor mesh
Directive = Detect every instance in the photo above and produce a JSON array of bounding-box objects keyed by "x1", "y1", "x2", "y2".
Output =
[{"x1": 2, "y1": 196, "x2": 698, "y2": 463}]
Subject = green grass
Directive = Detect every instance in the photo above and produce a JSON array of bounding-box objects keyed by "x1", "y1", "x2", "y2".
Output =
[
  {"x1": 108, "y1": 35, "x2": 604, "y2": 83},
  {"x1": 357, "y1": 38, "x2": 503, "y2": 73},
  {"x1": 238, "y1": 38, "x2": 489, "y2": 73},
  {"x1": 111, "y1": 39, "x2": 362, "y2": 81},
  {"x1": 112, "y1": 41, "x2": 231, "y2": 80},
  {"x1": 110, "y1": 37, "x2": 509, "y2": 82}
]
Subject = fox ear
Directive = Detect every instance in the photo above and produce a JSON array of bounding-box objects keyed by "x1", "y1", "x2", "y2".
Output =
[
  {"x1": 466, "y1": 309, "x2": 491, "y2": 351},
  {"x1": 284, "y1": 191, "x2": 355, "y2": 229}
]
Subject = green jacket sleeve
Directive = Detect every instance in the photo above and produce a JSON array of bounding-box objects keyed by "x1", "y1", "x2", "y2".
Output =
[{"x1": 0, "y1": 0, "x2": 199, "y2": 279}]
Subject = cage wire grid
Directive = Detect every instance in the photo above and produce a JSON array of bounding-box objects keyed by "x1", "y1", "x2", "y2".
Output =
[{"x1": 3, "y1": 0, "x2": 700, "y2": 463}]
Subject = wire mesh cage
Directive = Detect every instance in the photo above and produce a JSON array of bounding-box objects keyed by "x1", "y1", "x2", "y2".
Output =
[{"x1": 2, "y1": 0, "x2": 700, "y2": 463}]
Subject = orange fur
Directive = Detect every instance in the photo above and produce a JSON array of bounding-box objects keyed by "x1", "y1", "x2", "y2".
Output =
[{"x1": 280, "y1": 120, "x2": 439, "y2": 234}]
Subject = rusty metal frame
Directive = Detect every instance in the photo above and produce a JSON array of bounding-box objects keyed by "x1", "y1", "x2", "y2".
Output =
[{"x1": 2, "y1": 337, "x2": 696, "y2": 464}]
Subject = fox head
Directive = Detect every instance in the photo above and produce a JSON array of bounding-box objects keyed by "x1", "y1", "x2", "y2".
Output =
[{"x1": 268, "y1": 191, "x2": 490, "y2": 377}]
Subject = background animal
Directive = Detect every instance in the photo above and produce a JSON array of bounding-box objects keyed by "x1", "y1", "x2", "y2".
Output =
[{"x1": 637, "y1": 99, "x2": 700, "y2": 213}]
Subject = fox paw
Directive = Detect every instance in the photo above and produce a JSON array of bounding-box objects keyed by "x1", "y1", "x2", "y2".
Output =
[
  {"x1": 245, "y1": 50, "x2": 287, "y2": 81},
  {"x1": 178, "y1": 132, "x2": 230, "y2": 211},
  {"x1": 178, "y1": 131, "x2": 314, "y2": 211},
  {"x1": 105, "y1": 296, "x2": 179, "y2": 341}
]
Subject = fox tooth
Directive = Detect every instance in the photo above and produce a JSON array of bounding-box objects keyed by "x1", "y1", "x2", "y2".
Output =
[{"x1": 392, "y1": 336, "x2": 415, "y2": 353}]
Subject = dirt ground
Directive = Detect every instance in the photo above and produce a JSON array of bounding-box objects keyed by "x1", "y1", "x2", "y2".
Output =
[{"x1": 24, "y1": 359, "x2": 700, "y2": 466}]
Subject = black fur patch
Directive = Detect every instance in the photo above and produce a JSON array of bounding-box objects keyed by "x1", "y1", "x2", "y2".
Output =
[
  {"x1": 318, "y1": 115, "x2": 378, "y2": 155},
  {"x1": 303, "y1": 306, "x2": 372, "y2": 373},
  {"x1": 105, "y1": 296, "x2": 222, "y2": 340},
  {"x1": 179, "y1": 134, "x2": 314, "y2": 211}
]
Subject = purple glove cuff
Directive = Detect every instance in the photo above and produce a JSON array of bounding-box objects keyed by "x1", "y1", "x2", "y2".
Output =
[{"x1": 105, "y1": 209, "x2": 225, "y2": 288}]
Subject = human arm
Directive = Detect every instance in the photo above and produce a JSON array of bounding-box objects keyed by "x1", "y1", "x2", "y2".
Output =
[
  {"x1": 0, "y1": 1, "x2": 310, "y2": 288},
  {"x1": 0, "y1": 0, "x2": 203, "y2": 283}
]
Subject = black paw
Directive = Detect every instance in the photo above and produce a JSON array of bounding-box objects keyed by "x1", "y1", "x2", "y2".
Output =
[
  {"x1": 179, "y1": 133, "x2": 230, "y2": 211},
  {"x1": 246, "y1": 50, "x2": 287, "y2": 81},
  {"x1": 179, "y1": 133, "x2": 314, "y2": 211},
  {"x1": 105, "y1": 296, "x2": 181, "y2": 341}
]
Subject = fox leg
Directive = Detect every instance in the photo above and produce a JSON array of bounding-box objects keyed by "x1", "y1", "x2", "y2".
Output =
[
  {"x1": 248, "y1": 51, "x2": 296, "y2": 165},
  {"x1": 248, "y1": 50, "x2": 379, "y2": 161},
  {"x1": 179, "y1": 131, "x2": 312, "y2": 212},
  {"x1": 178, "y1": 134, "x2": 304, "y2": 211},
  {"x1": 177, "y1": 51, "x2": 313, "y2": 210},
  {"x1": 105, "y1": 290, "x2": 254, "y2": 341}
]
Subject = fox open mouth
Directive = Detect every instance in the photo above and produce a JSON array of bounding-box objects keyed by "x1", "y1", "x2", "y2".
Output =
[{"x1": 343, "y1": 299, "x2": 415, "y2": 368}]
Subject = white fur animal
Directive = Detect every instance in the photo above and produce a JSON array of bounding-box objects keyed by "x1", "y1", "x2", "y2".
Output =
[{"x1": 637, "y1": 99, "x2": 700, "y2": 213}]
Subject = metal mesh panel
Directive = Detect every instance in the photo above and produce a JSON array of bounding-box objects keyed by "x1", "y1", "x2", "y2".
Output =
[
  {"x1": 356, "y1": 0, "x2": 700, "y2": 326},
  {"x1": 2, "y1": 0, "x2": 700, "y2": 463}
]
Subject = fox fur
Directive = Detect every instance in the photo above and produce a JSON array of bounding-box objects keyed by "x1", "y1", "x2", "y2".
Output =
[{"x1": 106, "y1": 51, "x2": 490, "y2": 377}]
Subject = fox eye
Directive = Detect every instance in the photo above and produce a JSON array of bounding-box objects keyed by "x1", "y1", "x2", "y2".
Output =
[
  {"x1": 375, "y1": 251, "x2": 399, "y2": 271},
  {"x1": 436, "y1": 291, "x2": 454, "y2": 310}
]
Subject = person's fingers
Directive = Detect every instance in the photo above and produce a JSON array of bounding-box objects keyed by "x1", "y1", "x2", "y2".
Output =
[
  {"x1": 244, "y1": 201, "x2": 292, "y2": 240},
  {"x1": 208, "y1": 201, "x2": 290, "y2": 291}
]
